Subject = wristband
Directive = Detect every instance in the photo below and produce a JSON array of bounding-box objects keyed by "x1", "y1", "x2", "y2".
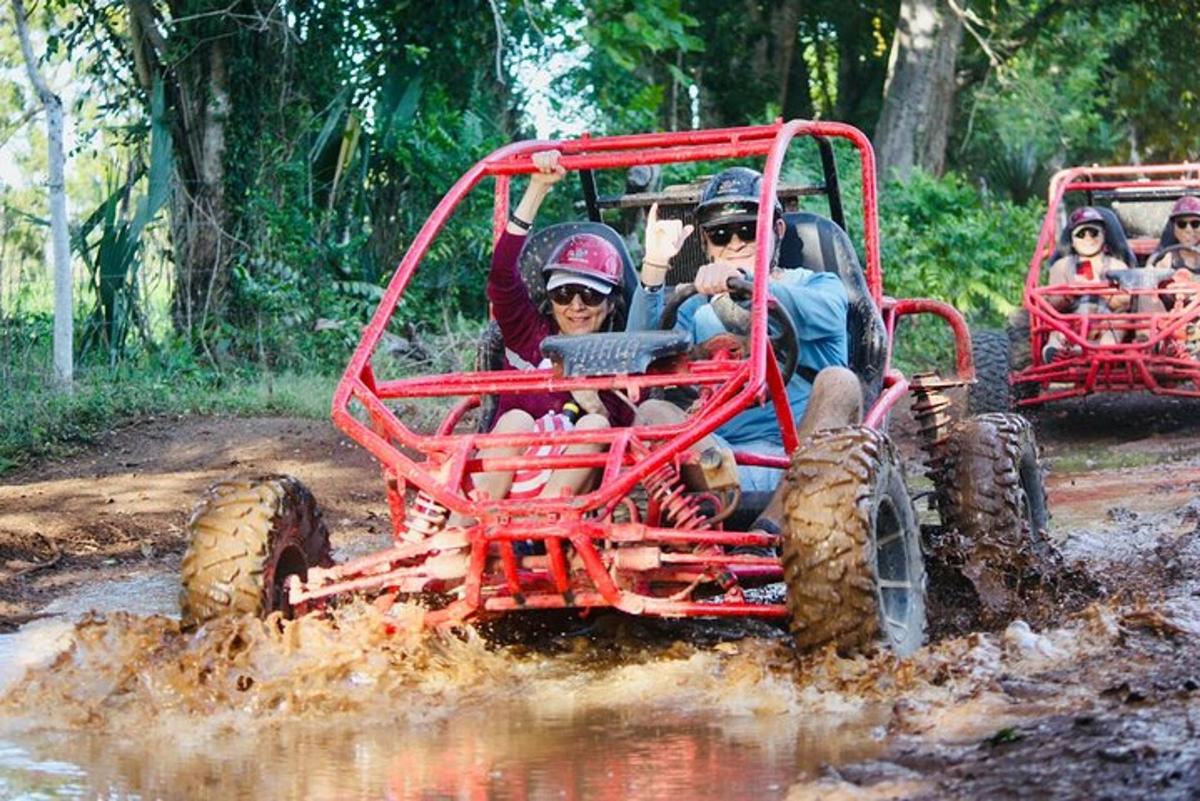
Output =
[{"x1": 509, "y1": 213, "x2": 533, "y2": 232}]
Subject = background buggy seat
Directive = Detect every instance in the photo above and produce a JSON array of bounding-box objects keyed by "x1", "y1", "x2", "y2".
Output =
[
  {"x1": 778, "y1": 211, "x2": 888, "y2": 408},
  {"x1": 1052, "y1": 206, "x2": 1137, "y2": 268}
]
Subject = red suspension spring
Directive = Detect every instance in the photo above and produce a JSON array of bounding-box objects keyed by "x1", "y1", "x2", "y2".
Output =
[
  {"x1": 629, "y1": 440, "x2": 710, "y2": 529},
  {"x1": 401, "y1": 490, "x2": 448, "y2": 543}
]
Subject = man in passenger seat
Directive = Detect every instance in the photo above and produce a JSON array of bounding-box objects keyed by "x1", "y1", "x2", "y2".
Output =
[{"x1": 626, "y1": 166, "x2": 862, "y2": 536}]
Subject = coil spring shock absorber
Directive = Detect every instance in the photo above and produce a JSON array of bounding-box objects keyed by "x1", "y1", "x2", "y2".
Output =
[
  {"x1": 909, "y1": 372, "x2": 957, "y2": 480},
  {"x1": 628, "y1": 440, "x2": 709, "y2": 529},
  {"x1": 399, "y1": 490, "x2": 449, "y2": 543}
]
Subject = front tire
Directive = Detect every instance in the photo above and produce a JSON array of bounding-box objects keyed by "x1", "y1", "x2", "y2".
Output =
[
  {"x1": 780, "y1": 427, "x2": 927, "y2": 657},
  {"x1": 180, "y1": 476, "x2": 333, "y2": 628}
]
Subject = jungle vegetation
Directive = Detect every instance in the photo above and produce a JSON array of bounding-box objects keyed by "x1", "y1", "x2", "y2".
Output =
[{"x1": 1, "y1": 0, "x2": 1197, "y2": 467}]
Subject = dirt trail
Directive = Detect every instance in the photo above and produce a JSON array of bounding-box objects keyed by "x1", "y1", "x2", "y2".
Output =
[
  {"x1": 1, "y1": 401, "x2": 1198, "y2": 798},
  {"x1": 0, "y1": 416, "x2": 383, "y2": 628}
]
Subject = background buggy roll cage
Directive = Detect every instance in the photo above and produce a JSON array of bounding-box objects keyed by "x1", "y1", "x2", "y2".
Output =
[
  {"x1": 331, "y1": 121, "x2": 970, "y2": 526},
  {"x1": 1006, "y1": 164, "x2": 1200, "y2": 403}
]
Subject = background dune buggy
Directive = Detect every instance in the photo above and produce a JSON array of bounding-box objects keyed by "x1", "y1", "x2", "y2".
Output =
[
  {"x1": 971, "y1": 164, "x2": 1200, "y2": 413},
  {"x1": 180, "y1": 122, "x2": 1051, "y2": 657}
]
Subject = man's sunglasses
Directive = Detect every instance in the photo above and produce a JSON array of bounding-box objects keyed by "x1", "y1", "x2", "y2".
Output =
[
  {"x1": 548, "y1": 284, "x2": 609, "y2": 307},
  {"x1": 1073, "y1": 226, "x2": 1103, "y2": 239},
  {"x1": 1175, "y1": 218, "x2": 1200, "y2": 230},
  {"x1": 703, "y1": 222, "x2": 757, "y2": 246}
]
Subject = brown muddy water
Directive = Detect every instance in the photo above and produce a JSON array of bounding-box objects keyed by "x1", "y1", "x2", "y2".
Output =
[
  {"x1": 3, "y1": 403, "x2": 1200, "y2": 800},
  {"x1": 0, "y1": 575, "x2": 894, "y2": 800}
]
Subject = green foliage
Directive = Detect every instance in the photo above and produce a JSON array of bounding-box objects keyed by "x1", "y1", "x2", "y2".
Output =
[
  {"x1": 881, "y1": 170, "x2": 1041, "y2": 322},
  {"x1": 952, "y1": 5, "x2": 1138, "y2": 201},
  {"x1": 880, "y1": 170, "x2": 1043, "y2": 372},
  {"x1": 0, "y1": 322, "x2": 338, "y2": 474}
]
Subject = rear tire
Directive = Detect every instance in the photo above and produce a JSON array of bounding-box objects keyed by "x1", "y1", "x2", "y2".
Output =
[
  {"x1": 1006, "y1": 308, "x2": 1035, "y2": 401},
  {"x1": 932, "y1": 413, "x2": 1052, "y2": 623},
  {"x1": 180, "y1": 476, "x2": 333, "y2": 628},
  {"x1": 780, "y1": 427, "x2": 927, "y2": 657},
  {"x1": 969, "y1": 329, "x2": 1013, "y2": 414}
]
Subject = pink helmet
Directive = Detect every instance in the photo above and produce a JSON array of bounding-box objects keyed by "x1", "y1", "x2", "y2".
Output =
[
  {"x1": 542, "y1": 233, "x2": 624, "y2": 293},
  {"x1": 1067, "y1": 206, "x2": 1105, "y2": 231},
  {"x1": 1168, "y1": 195, "x2": 1200, "y2": 219}
]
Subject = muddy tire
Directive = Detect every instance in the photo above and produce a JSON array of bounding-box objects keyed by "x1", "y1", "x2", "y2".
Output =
[
  {"x1": 1006, "y1": 308, "x2": 1032, "y2": 372},
  {"x1": 180, "y1": 476, "x2": 333, "y2": 628},
  {"x1": 968, "y1": 329, "x2": 1012, "y2": 414},
  {"x1": 780, "y1": 427, "x2": 927, "y2": 657},
  {"x1": 932, "y1": 413, "x2": 1052, "y2": 623}
]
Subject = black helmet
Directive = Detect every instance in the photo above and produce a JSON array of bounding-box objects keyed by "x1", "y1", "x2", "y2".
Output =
[{"x1": 695, "y1": 167, "x2": 783, "y2": 227}]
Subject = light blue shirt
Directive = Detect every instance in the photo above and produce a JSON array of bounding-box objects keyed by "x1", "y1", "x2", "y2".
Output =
[{"x1": 627, "y1": 268, "x2": 849, "y2": 447}]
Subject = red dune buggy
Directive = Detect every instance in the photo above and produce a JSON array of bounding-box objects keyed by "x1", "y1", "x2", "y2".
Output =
[
  {"x1": 181, "y1": 122, "x2": 1049, "y2": 656},
  {"x1": 970, "y1": 164, "x2": 1200, "y2": 413}
]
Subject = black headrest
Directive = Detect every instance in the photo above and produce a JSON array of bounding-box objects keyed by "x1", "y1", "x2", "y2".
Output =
[
  {"x1": 779, "y1": 211, "x2": 858, "y2": 276},
  {"x1": 516, "y1": 222, "x2": 639, "y2": 312},
  {"x1": 1056, "y1": 207, "x2": 1136, "y2": 267}
]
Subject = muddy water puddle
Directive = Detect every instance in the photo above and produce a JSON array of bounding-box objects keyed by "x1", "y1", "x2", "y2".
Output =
[
  {"x1": 0, "y1": 576, "x2": 894, "y2": 800},
  {"x1": 0, "y1": 703, "x2": 887, "y2": 800}
]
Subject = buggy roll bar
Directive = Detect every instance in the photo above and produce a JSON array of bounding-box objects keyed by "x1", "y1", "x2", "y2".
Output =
[{"x1": 331, "y1": 122, "x2": 885, "y2": 518}]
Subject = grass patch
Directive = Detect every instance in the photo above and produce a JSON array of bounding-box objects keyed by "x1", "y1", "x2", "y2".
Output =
[
  {"x1": 1047, "y1": 442, "x2": 1200, "y2": 473},
  {"x1": 1, "y1": 363, "x2": 339, "y2": 476}
]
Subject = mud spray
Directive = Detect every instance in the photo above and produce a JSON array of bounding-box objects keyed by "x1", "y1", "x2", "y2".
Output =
[{"x1": 2, "y1": 496, "x2": 1199, "y2": 799}]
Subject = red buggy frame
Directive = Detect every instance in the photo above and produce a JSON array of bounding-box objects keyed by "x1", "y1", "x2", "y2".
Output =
[
  {"x1": 185, "y1": 120, "x2": 1059, "y2": 657},
  {"x1": 273, "y1": 121, "x2": 974, "y2": 627},
  {"x1": 999, "y1": 165, "x2": 1200, "y2": 406}
]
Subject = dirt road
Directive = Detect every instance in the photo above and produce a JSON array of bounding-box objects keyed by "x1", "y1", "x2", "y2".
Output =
[{"x1": 0, "y1": 400, "x2": 1198, "y2": 799}]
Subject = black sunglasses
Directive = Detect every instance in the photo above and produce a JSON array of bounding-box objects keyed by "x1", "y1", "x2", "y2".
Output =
[
  {"x1": 1175, "y1": 218, "x2": 1200, "y2": 230},
  {"x1": 548, "y1": 284, "x2": 609, "y2": 307},
  {"x1": 704, "y1": 222, "x2": 757, "y2": 246},
  {"x1": 1073, "y1": 226, "x2": 1103, "y2": 239}
]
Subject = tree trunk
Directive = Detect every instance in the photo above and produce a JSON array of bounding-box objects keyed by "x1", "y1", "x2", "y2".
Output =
[
  {"x1": 127, "y1": 0, "x2": 233, "y2": 340},
  {"x1": 169, "y1": 36, "x2": 230, "y2": 336},
  {"x1": 874, "y1": 0, "x2": 963, "y2": 181},
  {"x1": 13, "y1": 0, "x2": 72, "y2": 387}
]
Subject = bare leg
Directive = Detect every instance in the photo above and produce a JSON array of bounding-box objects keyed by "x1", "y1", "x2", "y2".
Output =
[
  {"x1": 537, "y1": 413, "x2": 610, "y2": 498},
  {"x1": 447, "y1": 409, "x2": 533, "y2": 526}
]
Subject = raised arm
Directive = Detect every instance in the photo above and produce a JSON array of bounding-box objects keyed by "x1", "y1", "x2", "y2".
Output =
[{"x1": 487, "y1": 150, "x2": 566, "y2": 362}]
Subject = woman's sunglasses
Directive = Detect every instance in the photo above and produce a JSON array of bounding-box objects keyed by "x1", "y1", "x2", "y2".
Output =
[
  {"x1": 703, "y1": 222, "x2": 757, "y2": 246},
  {"x1": 548, "y1": 284, "x2": 609, "y2": 307},
  {"x1": 1175, "y1": 218, "x2": 1200, "y2": 230},
  {"x1": 1073, "y1": 226, "x2": 1103, "y2": 239}
]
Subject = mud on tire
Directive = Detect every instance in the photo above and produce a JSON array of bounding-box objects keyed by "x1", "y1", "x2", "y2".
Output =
[
  {"x1": 780, "y1": 427, "x2": 926, "y2": 657},
  {"x1": 180, "y1": 475, "x2": 333, "y2": 628},
  {"x1": 930, "y1": 413, "x2": 1055, "y2": 627},
  {"x1": 968, "y1": 329, "x2": 1013, "y2": 414}
]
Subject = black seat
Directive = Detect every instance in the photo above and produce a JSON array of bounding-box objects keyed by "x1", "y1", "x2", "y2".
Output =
[
  {"x1": 779, "y1": 211, "x2": 887, "y2": 407},
  {"x1": 541, "y1": 331, "x2": 691, "y2": 377}
]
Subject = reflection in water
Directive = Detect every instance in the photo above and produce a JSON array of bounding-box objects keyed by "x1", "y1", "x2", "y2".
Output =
[
  {"x1": 0, "y1": 590, "x2": 899, "y2": 800},
  {"x1": 0, "y1": 704, "x2": 887, "y2": 800}
]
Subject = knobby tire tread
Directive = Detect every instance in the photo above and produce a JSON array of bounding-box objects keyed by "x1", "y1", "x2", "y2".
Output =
[
  {"x1": 969, "y1": 329, "x2": 1013, "y2": 414},
  {"x1": 934, "y1": 413, "x2": 1052, "y2": 623},
  {"x1": 780, "y1": 427, "x2": 926, "y2": 656},
  {"x1": 180, "y1": 475, "x2": 332, "y2": 628}
]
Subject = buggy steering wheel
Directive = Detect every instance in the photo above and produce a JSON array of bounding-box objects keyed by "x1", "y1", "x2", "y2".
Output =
[
  {"x1": 1149, "y1": 243, "x2": 1200, "y2": 270},
  {"x1": 659, "y1": 276, "x2": 800, "y2": 383}
]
